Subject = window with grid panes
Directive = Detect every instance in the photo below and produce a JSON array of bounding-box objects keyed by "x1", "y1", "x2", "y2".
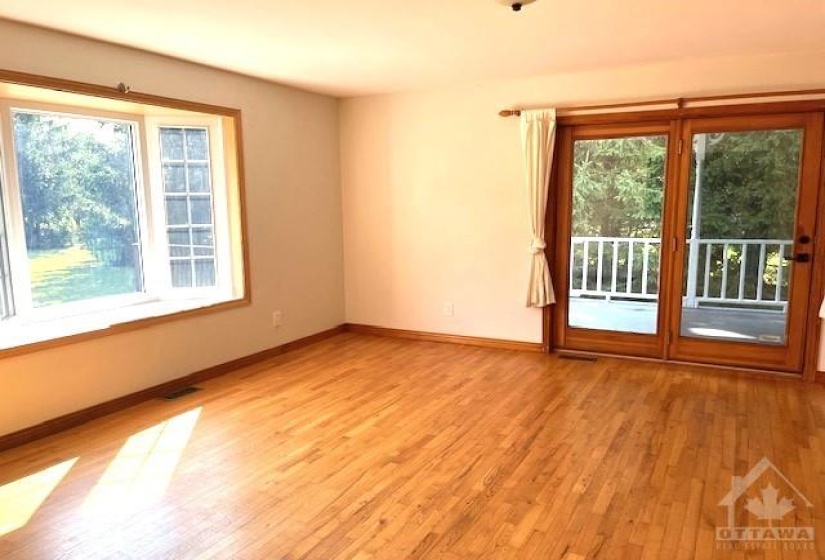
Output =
[
  {"x1": 0, "y1": 88, "x2": 245, "y2": 351},
  {"x1": 160, "y1": 127, "x2": 218, "y2": 288}
]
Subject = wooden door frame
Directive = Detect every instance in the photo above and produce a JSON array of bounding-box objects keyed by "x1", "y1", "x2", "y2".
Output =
[
  {"x1": 666, "y1": 113, "x2": 822, "y2": 373},
  {"x1": 542, "y1": 103, "x2": 825, "y2": 380},
  {"x1": 803, "y1": 117, "x2": 825, "y2": 381}
]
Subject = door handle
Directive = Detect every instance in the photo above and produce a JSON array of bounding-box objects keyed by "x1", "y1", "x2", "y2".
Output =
[{"x1": 783, "y1": 253, "x2": 811, "y2": 263}]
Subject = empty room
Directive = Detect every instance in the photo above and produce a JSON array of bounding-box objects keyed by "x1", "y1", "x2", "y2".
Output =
[{"x1": 1, "y1": 1, "x2": 825, "y2": 558}]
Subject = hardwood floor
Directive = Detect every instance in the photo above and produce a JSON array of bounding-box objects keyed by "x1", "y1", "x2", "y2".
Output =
[{"x1": 1, "y1": 333, "x2": 824, "y2": 559}]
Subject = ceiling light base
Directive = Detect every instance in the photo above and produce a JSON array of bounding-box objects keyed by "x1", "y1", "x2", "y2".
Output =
[{"x1": 497, "y1": 0, "x2": 537, "y2": 11}]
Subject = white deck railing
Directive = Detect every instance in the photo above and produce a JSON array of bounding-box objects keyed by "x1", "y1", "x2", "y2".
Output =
[
  {"x1": 570, "y1": 237, "x2": 660, "y2": 301},
  {"x1": 569, "y1": 236, "x2": 793, "y2": 308}
]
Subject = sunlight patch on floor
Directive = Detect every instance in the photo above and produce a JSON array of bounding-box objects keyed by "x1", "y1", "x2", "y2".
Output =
[
  {"x1": 82, "y1": 407, "x2": 202, "y2": 516},
  {"x1": 0, "y1": 457, "x2": 78, "y2": 537}
]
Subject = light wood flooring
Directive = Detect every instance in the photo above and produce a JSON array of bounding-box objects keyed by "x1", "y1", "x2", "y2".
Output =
[{"x1": 1, "y1": 333, "x2": 825, "y2": 559}]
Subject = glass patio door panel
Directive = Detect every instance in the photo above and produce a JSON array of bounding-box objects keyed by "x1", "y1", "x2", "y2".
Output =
[
  {"x1": 668, "y1": 113, "x2": 822, "y2": 372},
  {"x1": 680, "y1": 128, "x2": 801, "y2": 345},
  {"x1": 567, "y1": 134, "x2": 667, "y2": 335},
  {"x1": 554, "y1": 122, "x2": 679, "y2": 359}
]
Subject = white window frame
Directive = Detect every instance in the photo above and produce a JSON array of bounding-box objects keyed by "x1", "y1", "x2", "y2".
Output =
[
  {"x1": 144, "y1": 116, "x2": 233, "y2": 301},
  {"x1": 0, "y1": 97, "x2": 241, "y2": 339},
  {"x1": 0, "y1": 100, "x2": 157, "y2": 322},
  {"x1": 0, "y1": 162, "x2": 13, "y2": 320}
]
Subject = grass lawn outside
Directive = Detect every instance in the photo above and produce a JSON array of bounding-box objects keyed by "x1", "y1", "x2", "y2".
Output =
[{"x1": 28, "y1": 245, "x2": 139, "y2": 308}]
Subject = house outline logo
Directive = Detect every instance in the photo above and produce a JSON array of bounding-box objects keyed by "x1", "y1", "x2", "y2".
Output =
[{"x1": 716, "y1": 456, "x2": 815, "y2": 543}]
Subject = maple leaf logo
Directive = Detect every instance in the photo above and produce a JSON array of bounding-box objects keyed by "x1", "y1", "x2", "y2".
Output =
[{"x1": 744, "y1": 484, "x2": 796, "y2": 520}]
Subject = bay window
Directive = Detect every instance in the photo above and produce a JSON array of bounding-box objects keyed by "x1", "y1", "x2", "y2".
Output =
[{"x1": 0, "y1": 83, "x2": 246, "y2": 351}]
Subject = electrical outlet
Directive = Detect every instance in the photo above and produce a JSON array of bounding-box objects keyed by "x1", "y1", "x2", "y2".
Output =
[
  {"x1": 443, "y1": 302, "x2": 454, "y2": 316},
  {"x1": 272, "y1": 310, "x2": 283, "y2": 328}
]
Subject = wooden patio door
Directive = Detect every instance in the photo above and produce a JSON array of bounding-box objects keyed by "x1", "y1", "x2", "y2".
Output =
[
  {"x1": 553, "y1": 122, "x2": 681, "y2": 358},
  {"x1": 666, "y1": 113, "x2": 823, "y2": 372},
  {"x1": 553, "y1": 113, "x2": 823, "y2": 373}
]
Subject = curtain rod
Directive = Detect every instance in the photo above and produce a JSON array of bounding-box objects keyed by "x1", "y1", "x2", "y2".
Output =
[
  {"x1": 498, "y1": 88, "x2": 825, "y2": 117},
  {"x1": 499, "y1": 98, "x2": 682, "y2": 117}
]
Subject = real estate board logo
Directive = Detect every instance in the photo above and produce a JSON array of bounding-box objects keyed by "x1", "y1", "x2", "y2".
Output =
[{"x1": 716, "y1": 457, "x2": 814, "y2": 551}]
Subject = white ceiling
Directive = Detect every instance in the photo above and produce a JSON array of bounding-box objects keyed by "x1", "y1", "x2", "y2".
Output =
[{"x1": 0, "y1": 0, "x2": 824, "y2": 97}]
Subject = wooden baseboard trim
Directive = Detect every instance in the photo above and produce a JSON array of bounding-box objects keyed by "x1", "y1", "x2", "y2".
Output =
[
  {"x1": 344, "y1": 323, "x2": 544, "y2": 353},
  {"x1": 0, "y1": 325, "x2": 346, "y2": 453}
]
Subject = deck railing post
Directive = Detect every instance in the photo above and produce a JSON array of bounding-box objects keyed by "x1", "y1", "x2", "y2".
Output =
[{"x1": 685, "y1": 135, "x2": 706, "y2": 309}]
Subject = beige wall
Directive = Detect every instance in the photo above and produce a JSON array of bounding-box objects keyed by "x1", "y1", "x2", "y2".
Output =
[
  {"x1": 0, "y1": 21, "x2": 345, "y2": 436},
  {"x1": 340, "y1": 50, "x2": 825, "y2": 364}
]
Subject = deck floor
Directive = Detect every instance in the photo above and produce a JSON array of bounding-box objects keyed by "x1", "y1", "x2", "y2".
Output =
[{"x1": 569, "y1": 298, "x2": 787, "y2": 344}]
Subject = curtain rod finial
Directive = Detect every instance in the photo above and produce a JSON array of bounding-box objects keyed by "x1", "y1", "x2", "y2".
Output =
[{"x1": 499, "y1": 109, "x2": 521, "y2": 117}]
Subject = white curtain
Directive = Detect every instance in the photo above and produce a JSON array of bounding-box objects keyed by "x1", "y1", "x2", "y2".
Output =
[{"x1": 520, "y1": 109, "x2": 557, "y2": 307}]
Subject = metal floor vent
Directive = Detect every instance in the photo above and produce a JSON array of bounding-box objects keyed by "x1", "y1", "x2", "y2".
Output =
[
  {"x1": 559, "y1": 354, "x2": 598, "y2": 363},
  {"x1": 162, "y1": 386, "x2": 201, "y2": 400}
]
